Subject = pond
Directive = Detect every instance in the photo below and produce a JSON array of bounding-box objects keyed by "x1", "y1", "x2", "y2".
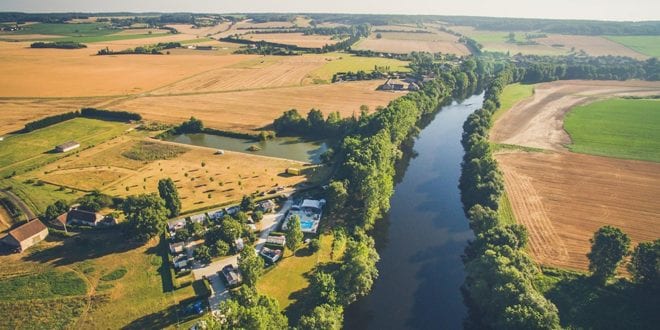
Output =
[
  {"x1": 344, "y1": 93, "x2": 485, "y2": 330},
  {"x1": 163, "y1": 133, "x2": 328, "y2": 164}
]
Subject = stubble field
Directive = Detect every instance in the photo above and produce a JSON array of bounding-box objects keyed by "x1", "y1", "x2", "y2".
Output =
[
  {"x1": 240, "y1": 33, "x2": 340, "y2": 48},
  {"x1": 354, "y1": 30, "x2": 470, "y2": 55}
]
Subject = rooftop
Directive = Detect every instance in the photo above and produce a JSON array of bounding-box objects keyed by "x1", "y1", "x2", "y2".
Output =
[{"x1": 8, "y1": 219, "x2": 47, "y2": 242}]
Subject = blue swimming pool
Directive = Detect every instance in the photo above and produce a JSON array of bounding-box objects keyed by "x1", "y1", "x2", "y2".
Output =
[{"x1": 300, "y1": 220, "x2": 315, "y2": 230}]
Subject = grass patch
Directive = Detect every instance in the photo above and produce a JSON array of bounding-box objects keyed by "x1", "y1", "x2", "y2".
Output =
[
  {"x1": 310, "y1": 53, "x2": 410, "y2": 83},
  {"x1": 122, "y1": 141, "x2": 189, "y2": 161},
  {"x1": 564, "y1": 98, "x2": 660, "y2": 162},
  {"x1": 0, "y1": 270, "x2": 88, "y2": 300},
  {"x1": 606, "y1": 35, "x2": 660, "y2": 57},
  {"x1": 54, "y1": 33, "x2": 170, "y2": 44},
  {"x1": 1, "y1": 177, "x2": 84, "y2": 214},
  {"x1": 4, "y1": 22, "x2": 115, "y2": 37},
  {"x1": 497, "y1": 192, "x2": 516, "y2": 226},
  {"x1": 491, "y1": 83, "x2": 535, "y2": 122},
  {"x1": 536, "y1": 267, "x2": 659, "y2": 329},
  {"x1": 0, "y1": 296, "x2": 88, "y2": 330},
  {"x1": 491, "y1": 143, "x2": 544, "y2": 153},
  {"x1": 100, "y1": 267, "x2": 128, "y2": 281}
]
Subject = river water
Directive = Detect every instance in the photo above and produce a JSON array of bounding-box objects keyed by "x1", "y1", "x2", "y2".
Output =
[{"x1": 344, "y1": 93, "x2": 485, "y2": 330}]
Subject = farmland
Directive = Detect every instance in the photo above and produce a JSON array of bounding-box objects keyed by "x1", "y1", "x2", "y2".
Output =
[
  {"x1": 606, "y1": 35, "x2": 660, "y2": 57},
  {"x1": 112, "y1": 81, "x2": 401, "y2": 133},
  {"x1": 565, "y1": 98, "x2": 660, "y2": 162},
  {"x1": 353, "y1": 30, "x2": 470, "y2": 55},
  {"x1": 240, "y1": 33, "x2": 340, "y2": 48},
  {"x1": 491, "y1": 80, "x2": 660, "y2": 271},
  {"x1": 491, "y1": 83, "x2": 535, "y2": 122},
  {"x1": 309, "y1": 54, "x2": 410, "y2": 83}
]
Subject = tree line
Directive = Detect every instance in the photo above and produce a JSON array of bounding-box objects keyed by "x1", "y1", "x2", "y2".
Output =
[
  {"x1": 22, "y1": 108, "x2": 142, "y2": 132},
  {"x1": 30, "y1": 41, "x2": 86, "y2": 49}
]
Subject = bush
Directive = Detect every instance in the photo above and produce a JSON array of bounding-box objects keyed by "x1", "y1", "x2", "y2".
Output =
[{"x1": 309, "y1": 239, "x2": 321, "y2": 253}]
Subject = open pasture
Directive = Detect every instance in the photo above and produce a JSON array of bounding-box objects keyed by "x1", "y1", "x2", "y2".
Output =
[
  {"x1": 241, "y1": 32, "x2": 339, "y2": 48},
  {"x1": 103, "y1": 144, "x2": 309, "y2": 212},
  {"x1": 535, "y1": 34, "x2": 647, "y2": 59},
  {"x1": 0, "y1": 42, "x2": 251, "y2": 97},
  {"x1": 114, "y1": 80, "x2": 401, "y2": 133},
  {"x1": 353, "y1": 30, "x2": 470, "y2": 55},
  {"x1": 309, "y1": 53, "x2": 410, "y2": 83},
  {"x1": 606, "y1": 35, "x2": 660, "y2": 58},
  {"x1": 496, "y1": 151, "x2": 660, "y2": 271},
  {"x1": 565, "y1": 98, "x2": 660, "y2": 162}
]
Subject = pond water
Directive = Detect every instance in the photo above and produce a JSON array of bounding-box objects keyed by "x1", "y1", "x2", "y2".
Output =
[
  {"x1": 163, "y1": 133, "x2": 328, "y2": 164},
  {"x1": 344, "y1": 93, "x2": 485, "y2": 330}
]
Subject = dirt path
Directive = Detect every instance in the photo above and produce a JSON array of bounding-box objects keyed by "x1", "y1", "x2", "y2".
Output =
[
  {"x1": 0, "y1": 189, "x2": 36, "y2": 220},
  {"x1": 491, "y1": 80, "x2": 660, "y2": 151}
]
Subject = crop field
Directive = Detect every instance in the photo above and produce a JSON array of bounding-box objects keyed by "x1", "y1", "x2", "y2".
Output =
[
  {"x1": 353, "y1": 31, "x2": 470, "y2": 55},
  {"x1": 565, "y1": 98, "x2": 660, "y2": 162},
  {"x1": 166, "y1": 22, "x2": 232, "y2": 37},
  {"x1": 606, "y1": 35, "x2": 660, "y2": 58},
  {"x1": 496, "y1": 151, "x2": 660, "y2": 271},
  {"x1": 114, "y1": 80, "x2": 401, "y2": 133},
  {"x1": 491, "y1": 80, "x2": 660, "y2": 151},
  {"x1": 241, "y1": 32, "x2": 340, "y2": 48},
  {"x1": 0, "y1": 42, "x2": 251, "y2": 97},
  {"x1": 309, "y1": 54, "x2": 410, "y2": 83},
  {"x1": 0, "y1": 230, "x2": 198, "y2": 329},
  {"x1": 535, "y1": 34, "x2": 646, "y2": 59},
  {"x1": 102, "y1": 144, "x2": 311, "y2": 212}
]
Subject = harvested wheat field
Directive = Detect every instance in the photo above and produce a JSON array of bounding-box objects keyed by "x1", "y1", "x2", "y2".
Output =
[
  {"x1": 535, "y1": 35, "x2": 647, "y2": 59},
  {"x1": 354, "y1": 31, "x2": 470, "y2": 55},
  {"x1": 491, "y1": 80, "x2": 660, "y2": 151},
  {"x1": 241, "y1": 33, "x2": 339, "y2": 48},
  {"x1": 151, "y1": 56, "x2": 328, "y2": 95},
  {"x1": 0, "y1": 42, "x2": 251, "y2": 97},
  {"x1": 0, "y1": 97, "x2": 113, "y2": 135},
  {"x1": 113, "y1": 80, "x2": 400, "y2": 132},
  {"x1": 496, "y1": 151, "x2": 660, "y2": 271},
  {"x1": 166, "y1": 22, "x2": 232, "y2": 37},
  {"x1": 104, "y1": 143, "x2": 310, "y2": 211}
]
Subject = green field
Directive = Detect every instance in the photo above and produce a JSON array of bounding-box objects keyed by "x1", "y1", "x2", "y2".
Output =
[
  {"x1": 497, "y1": 193, "x2": 516, "y2": 226},
  {"x1": 310, "y1": 54, "x2": 410, "y2": 83},
  {"x1": 0, "y1": 270, "x2": 88, "y2": 300},
  {"x1": 54, "y1": 32, "x2": 169, "y2": 44},
  {"x1": 4, "y1": 22, "x2": 116, "y2": 37},
  {"x1": 564, "y1": 98, "x2": 660, "y2": 162},
  {"x1": 606, "y1": 35, "x2": 660, "y2": 58},
  {"x1": 492, "y1": 83, "x2": 535, "y2": 122}
]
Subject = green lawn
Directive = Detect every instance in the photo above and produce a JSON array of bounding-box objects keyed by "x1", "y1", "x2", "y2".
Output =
[
  {"x1": 536, "y1": 267, "x2": 658, "y2": 329},
  {"x1": 5, "y1": 22, "x2": 116, "y2": 37},
  {"x1": 310, "y1": 54, "x2": 410, "y2": 83},
  {"x1": 0, "y1": 269, "x2": 88, "y2": 300},
  {"x1": 564, "y1": 98, "x2": 660, "y2": 162},
  {"x1": 497, "y1": 193, "x2": 516, "y2": 226},
  {"x1": 606, "y1": 35, "x2": 660, "y2": 58},
  {"x1": 492, "y1": 83, "x2": 535, "y2": 122}
]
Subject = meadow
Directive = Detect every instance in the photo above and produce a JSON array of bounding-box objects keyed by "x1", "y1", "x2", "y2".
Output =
[
  {"x1": 564, "y1": 98, "x2": 660, "y2": 162},
  {"x1": 606, "y1": 35, "x2": 660, "y2": 58},
  {"x1": 309, "y1": 53, "x2": 410, "y2": 83},
  {"x1": 491, "y1": 83, "x2": 535, "y2": 122}
]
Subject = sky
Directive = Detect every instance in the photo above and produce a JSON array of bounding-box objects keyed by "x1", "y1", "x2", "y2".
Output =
[{"x1": 1, "y1": 0, "x2": 659, "y2": 21}]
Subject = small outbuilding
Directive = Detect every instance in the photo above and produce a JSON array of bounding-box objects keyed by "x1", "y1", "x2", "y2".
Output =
[
  {"x1": 2, "y1": 219, "x2": 49, "y2": 252},
  {"x1": 55, "y1": 141, "x2": 80, "y2": 153}
]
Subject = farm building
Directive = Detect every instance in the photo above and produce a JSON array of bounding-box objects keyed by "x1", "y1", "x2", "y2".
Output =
[
  {"x1": 55, "y1": 141, "x2": 80, "y2": 153},
  {"x1": 56, "y1": 209, "x2": 106, "y2": 227},
  {"x1": 1, "y1": 219, "x2": 48, "y2": 252}
]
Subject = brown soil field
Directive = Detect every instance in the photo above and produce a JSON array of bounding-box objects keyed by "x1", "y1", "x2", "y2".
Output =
[
  {"x1": 241, "y1": 33, "x2": 339, "y2": 48},
  {"x1": 354, "y1": 31, "x2": 470, "y2": 55},
  {"x1": 0, "y1": 42, "x2": 251, "y2": 97},
  {"x1": 234, "y1": 20, "x2": 298, "y2": 29},
  {"x1": 112, "y1": 80, "x2": 401, "y2": 132},
  {"x1": 491, "y1": 80, "x2": 660, "y2": 151},
  {"x1": 150, "y1": 56, "x2": 327, "y2": 94},
  {"x1": 535, "y1": 35, "x2": 647, "y2": 59},
  {"x1": 166, "y1": 23, "x2": 232, "y2": 37},
  {"x1": 0, "y1": 97, "x2": 112, "y2": 135},
  {"x1": 113, "y1": 28, "x2": 164, "y2": 36},
  {"x1": 103, "y1": 143, "x2": 311, "y2": 211},
  {"x1": 496, "y1": 151, "x2": 660, "y2": 271}
]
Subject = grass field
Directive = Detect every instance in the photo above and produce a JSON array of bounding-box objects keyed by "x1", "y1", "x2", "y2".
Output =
[
  {"x1": 497, "y1": 193, "x2": 516, "y2": 226},
  {"x1": 606, "y1": 35, "x2": 660, "y2": 58},
  {"x1": 309, "y1": 54, "x2": 410, "y2": 83},
  {"x1": 564, "y1": 98, "x2": 660, "y2": 162},
  {"x1": 491, "y1": 83, "x2": 535, "y2": 122},
  {"x1": 0, "y1": 269, "x2": 88, "y2": 300},
  {"x1": 2, "y1": 22, "x2": 115, "y2": 37},
  {"x1": 55, "y1": 32, "x2": 170, "y2": 43}
]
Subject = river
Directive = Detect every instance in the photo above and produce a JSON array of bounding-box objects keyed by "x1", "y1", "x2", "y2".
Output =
[{"x1": 344, "y1": 93, "x2": 484, "y2": 330}]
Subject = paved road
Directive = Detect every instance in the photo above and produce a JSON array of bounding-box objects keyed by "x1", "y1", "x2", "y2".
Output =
[
  {"x1": 192, "y1": 197, "x2": 293, "y2": 311},
  {"x1": 0, "y1": 189, "x2": 35, "y2": 221}
]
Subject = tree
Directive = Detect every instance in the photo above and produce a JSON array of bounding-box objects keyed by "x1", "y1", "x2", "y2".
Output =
[
  {"x1": 194, "y1": 245, "x2": 212, "y2": 265},
  {"x1": 122, "y1": 194, "x2": 169, "y2": 242},
  {"x1": 628, "y1": 239, "x2": 659, "y2": 287},
  {"x1": 216, "y1": 286, "x2": 288, "y2": 329},
  {"x1": 251, "y1": 210, "x2": 264, "y2": 222},
  {"x1": 587, "y1": 226, "x2": 631, "y2": 283},
  {"x1": 327, "y1": 181, "x2": 348, "y2": 213},
  {"x1": 219, "y1": 217, "x2": 243, "y2": 243},
  {"x1": 158, "y1": 178, "x2": 181, "y2": 217},
  {"x1": 336, "y1": 236, "x2": 380, "y2": 305},
  {"x1": 178, "y1": 116, "x2": 204, "y2": 133},
  {"x1": 240, "y1": 195, "x2": 255, "y2": 212},
  {"x1": 298, "y1": 304, "x2": 343, "y2": 330},
  {"x1": 285, "y1": 215, "x2": 303, "y2": 251},
  {"x1": 310, "y1": 271, "x2": 337, "y2": 305},
  {"x1": 309, "y1": 239, "x2": 321, "y2": 253},
  {"x1": 43, "y1": 200, "x2": 69, "y2": 221},
  {"x1": 186, "y1": 221, "x2": 204, "y2": 239},
  {"x1": 213, "y1": 240, "x2": 230, "y2": 257},
  {"x1": 78, "y1": 191, "x2": 112, "y2": 212},
  {"x1": 238, "y1": 247, "x2": 264, "y2": 287}
]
